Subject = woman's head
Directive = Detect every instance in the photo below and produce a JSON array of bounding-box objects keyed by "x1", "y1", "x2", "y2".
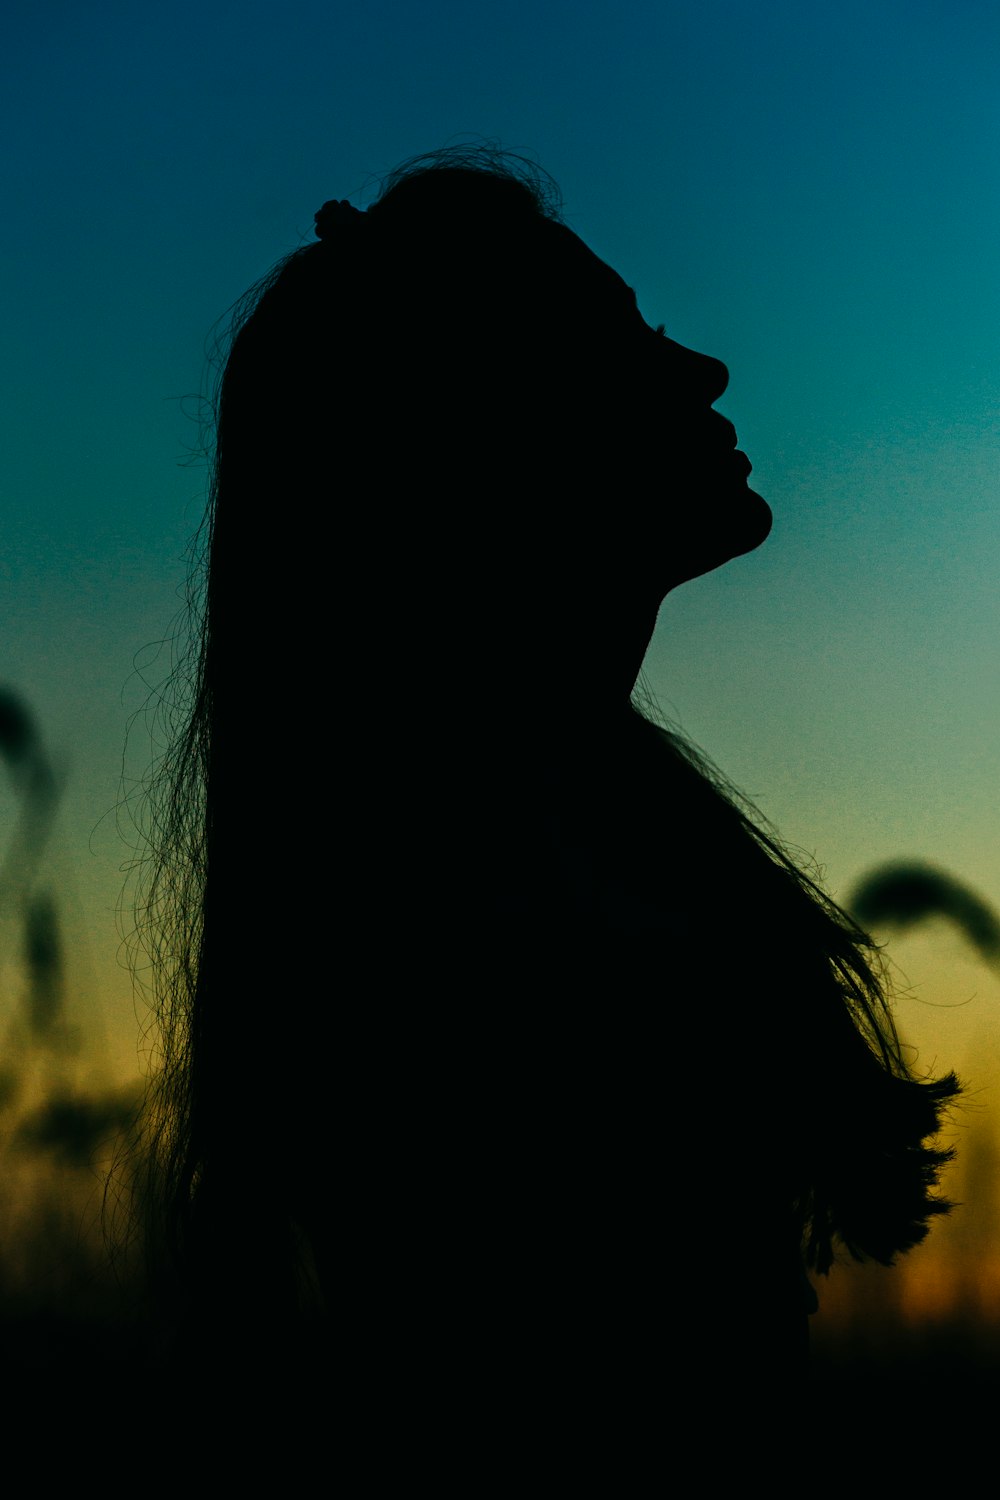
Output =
[{"x1": 212, "y1": 148, "x2": 770, "y2": 708}]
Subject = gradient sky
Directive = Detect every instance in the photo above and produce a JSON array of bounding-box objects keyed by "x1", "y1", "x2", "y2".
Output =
[{"x1": 4, "y1": 1, "x2": 1000, "y2": 1112}]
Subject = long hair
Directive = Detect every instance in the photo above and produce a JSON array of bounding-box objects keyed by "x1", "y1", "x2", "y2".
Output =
[{"x1": 135, "y1": 146, "x2": 959, "y2": 1356}]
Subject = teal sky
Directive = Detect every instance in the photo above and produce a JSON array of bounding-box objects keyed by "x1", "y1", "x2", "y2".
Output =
[{"x1": 4, "y1": 0, "x2": 1000, "y2": 1085}]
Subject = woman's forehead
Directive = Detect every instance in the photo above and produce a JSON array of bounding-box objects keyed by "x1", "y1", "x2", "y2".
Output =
[{"x1": 546, "y1": 221, "x2": 643, "y2": 321}]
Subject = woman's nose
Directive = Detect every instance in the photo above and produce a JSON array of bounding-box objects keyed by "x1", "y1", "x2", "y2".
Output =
[{"x1": 663, "y1": 336, "x2": 729, "y2": 403}]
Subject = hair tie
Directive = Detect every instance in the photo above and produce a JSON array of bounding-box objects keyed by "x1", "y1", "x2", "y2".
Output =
[{"x1": 314, "y1": 199, "x2": 365, "y2": 240}]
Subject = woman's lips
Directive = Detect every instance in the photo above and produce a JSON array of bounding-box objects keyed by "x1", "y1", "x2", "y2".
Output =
[{"x1": 703, "y1": 415, "x2": 751, "y2": 477}]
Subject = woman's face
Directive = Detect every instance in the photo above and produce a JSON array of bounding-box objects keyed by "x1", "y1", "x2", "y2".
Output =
[
  {"x1": 637, "y1": 309, "x2": 773, "y2": 590},
  {"x1": 557, "y1": 230, "x2": 773, "y2": 596}
]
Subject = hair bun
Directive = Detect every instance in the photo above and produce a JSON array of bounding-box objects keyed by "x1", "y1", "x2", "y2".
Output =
[{"x1": 314, "y1": 199, "x2": 365, "y2": 240}]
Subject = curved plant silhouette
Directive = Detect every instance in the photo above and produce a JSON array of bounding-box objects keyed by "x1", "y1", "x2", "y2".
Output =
[{"x1": 849, "y1": 860, "x2": 1000, "y2": 970}]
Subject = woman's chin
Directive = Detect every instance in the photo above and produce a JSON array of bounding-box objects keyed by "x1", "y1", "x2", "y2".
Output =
[
  {"x1": 732, "y1": 486, "x2": 773, "y2": 556},
  {"x1": 662, "y1": 490, "x2": 773, "y2": 591}
]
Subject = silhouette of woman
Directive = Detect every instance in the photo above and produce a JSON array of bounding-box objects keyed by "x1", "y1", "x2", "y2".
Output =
[{"x1": 141, "y1": 147, "x2": 959, "y2": 1394}]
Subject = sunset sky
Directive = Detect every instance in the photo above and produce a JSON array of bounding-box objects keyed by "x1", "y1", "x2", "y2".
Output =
[{"x1": 5, "y1": 0, "x2": 1000, "y2": 1146}]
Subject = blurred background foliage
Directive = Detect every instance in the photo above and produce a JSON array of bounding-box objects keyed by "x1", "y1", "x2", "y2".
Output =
[{"x1": 0, "y1": 686, "x2": 143, "y2": 1372}]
